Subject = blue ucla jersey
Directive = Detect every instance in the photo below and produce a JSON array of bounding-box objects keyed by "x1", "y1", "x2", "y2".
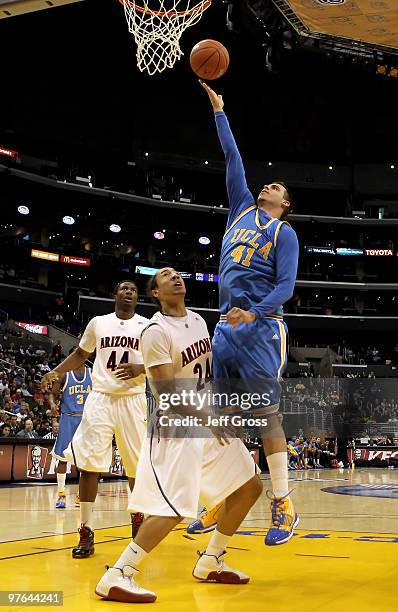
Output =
[
  {"x1": 215, "y1": 112, "x2": 299, "y2": 317},
  {"x1": 60, "y1": 367, "x2": 92, "y2": 414}
]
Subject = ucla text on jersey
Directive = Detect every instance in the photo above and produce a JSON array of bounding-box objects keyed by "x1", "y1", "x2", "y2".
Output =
[{"x1": 61, "y1": 367, "x2": 92, "y2": 414}]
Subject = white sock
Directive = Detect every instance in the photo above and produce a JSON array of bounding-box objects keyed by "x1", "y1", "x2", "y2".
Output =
[
  {"x1": 205, "y1": 529, "x2": 231, "y2": 558},
  {"x1": 111, "y1": 541, "x2": 148, "y2": 574},
  {"x1": 267, "y1": 452, "x2": 289, "y2": 498},
  {"x1": 80, "y1": 501, "x2": 94, "y2": 529},
  {"x1": 57, "y1": 473, "x2": 66, "y2": 494}
]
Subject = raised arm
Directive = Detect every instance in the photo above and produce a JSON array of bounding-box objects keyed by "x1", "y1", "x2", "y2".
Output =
[
  {"x1": 41, "y1": 347, "x2": 91, "y2": 391},
  {"x1": 41, "y1": 319, "x2": 96, "y2": 390},
  {"x1": 200, "y1": 81, "x2": 254, "y2": 221}
]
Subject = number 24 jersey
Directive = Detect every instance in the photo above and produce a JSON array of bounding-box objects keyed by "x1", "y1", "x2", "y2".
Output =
[{"x1": 140, "y1": 310, "x2": 212, "y2": 390}]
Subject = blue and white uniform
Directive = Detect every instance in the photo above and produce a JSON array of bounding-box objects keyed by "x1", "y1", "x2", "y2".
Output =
[
  {"x1": 52, "y1": 367, "x2": 92, "y2": 461},
  {"x1": 213, "y1": 112, "x2": 299, "y2": 408}
]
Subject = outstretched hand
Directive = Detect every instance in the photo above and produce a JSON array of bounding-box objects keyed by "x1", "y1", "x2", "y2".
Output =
[
  {"x1": 41, "y1": 370, "x2": 61, "y2": 392},
  {"x1": 199, "y1": 80, "x2": 224, "y2": 113},
  {"x1": 226, "y1": 307, "x2": 256, "y2": 329}
]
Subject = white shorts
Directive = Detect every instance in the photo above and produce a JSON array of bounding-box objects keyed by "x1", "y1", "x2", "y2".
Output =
[
  {"x1": 128, "y1": 434, "x2": 257, "y2": 518},
  {"x1": 63, "y1": 391, "x2": 147, "y2": 478}
]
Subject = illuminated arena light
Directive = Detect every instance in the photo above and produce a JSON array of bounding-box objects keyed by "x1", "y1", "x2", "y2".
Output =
[{"x1": 63, "y1": 216, "x2": 75, "y2": 225}]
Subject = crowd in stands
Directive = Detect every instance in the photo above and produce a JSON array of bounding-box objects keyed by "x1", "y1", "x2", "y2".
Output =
[
  {"x1": 0, "y1": 290, "x2": 80, "y2": 336},
  {"x1": 281, "y1": 374, "x2": 398, "y2": 435},
  {"x1": 0, "y1": 265, "x2": 19, "y2": 285},
  {"x1": 282, "y1": 377, "x2": 341, "y2": 410},
  {"x1": 289, "y1": 334, "x2": 398, "y2": 368},
  {"x1": 329, "y1": 374, "x2": 398, "y2": 427},
  {"x1": 0, "y1": 320, "x2": 26, "y2": 339},
  {"x1": 0, "y1": 340, "x2": 64, "y2": 439},
  {"x1": 339, "y1": 344, "x2": 398, "y2": 366},
  {"x1": 355, "y1": 435, "x2": 398, "y2": 446}
]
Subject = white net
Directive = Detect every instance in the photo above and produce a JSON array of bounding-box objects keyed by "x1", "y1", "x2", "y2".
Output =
[{"x1": 120, "y1": 0, "x2": 212, "y2": 75}]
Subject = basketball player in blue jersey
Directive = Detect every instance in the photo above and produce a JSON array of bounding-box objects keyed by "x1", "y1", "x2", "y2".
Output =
[
  {"x1": 188, "y1": 81, "x2": 300, "y2": 546},
  {"x1": 50, "y1": 364, "x2": 92, "y2": 509}
]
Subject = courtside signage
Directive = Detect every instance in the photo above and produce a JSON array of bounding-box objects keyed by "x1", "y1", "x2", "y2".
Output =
[
  {"x1": 31, "y1": 250, "x2": 90, "y2": 266},
  {"x1": 335, "y1": 248, "x2": 363, "y2": 256},
  {"x1": 136, "y1": 266, "x2": 218, "y2": 282},
  {"x1": 307, "y1": 245, "x2": 398, "y2": 256},
  {"x1": 15, "y1": 322, "x2": 48, "y2": 335},
  {"x1": 0, "y1": 145, "x2": 18, "y2": 158},
  {"x1": 31, "y1": 249, "x2": 59, "y2": 262},
  {"x1": 60, "y1": 255, "x2": 91, "y2": 267},
  {"x1": 306, "y1": 246, "x2": 335, "y2": 255},
  {"x1": 364, "y1": 249, "x2": 393, "y2": 256}
]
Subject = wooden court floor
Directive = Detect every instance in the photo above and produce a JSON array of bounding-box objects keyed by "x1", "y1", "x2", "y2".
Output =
[{"x1": 1, "y1": 469, "x2": 398, "y2": 611}]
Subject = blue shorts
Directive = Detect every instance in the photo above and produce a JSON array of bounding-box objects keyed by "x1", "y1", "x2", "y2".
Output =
[
  {"x1": 212, "y1": 316, "x2": 288, "y2": 411},
  {"x1": 52, "y1": 413, "x2": 82, "y2": 460}
]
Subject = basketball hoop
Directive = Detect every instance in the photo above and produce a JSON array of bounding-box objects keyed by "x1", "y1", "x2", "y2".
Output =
[{"x1": 119, "y1": 0, "x2": 212, "y2": 75}]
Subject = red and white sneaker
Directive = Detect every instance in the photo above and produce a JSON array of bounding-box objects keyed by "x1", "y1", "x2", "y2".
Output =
[
  {"x1": 192, "y1": 551, "x2": 249, "y2": 584},
  {"x1": 95, "y1": 566, "x2": 157, "y2": 604},
  {"x1": 72, "y1": 524, "x2": 95, "y2": 559}
]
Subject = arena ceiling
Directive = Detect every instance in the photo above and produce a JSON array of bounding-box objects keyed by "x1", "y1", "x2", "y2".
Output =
[
  {"x1": 4, "y1": 0, "x2": 398, "y2": 58},
  {"x1": 273, "y1": 0, "x2": 398, "y2": 54},
  {"x1": 0, "y1": 0, "x2": 81, "y2": 19}
]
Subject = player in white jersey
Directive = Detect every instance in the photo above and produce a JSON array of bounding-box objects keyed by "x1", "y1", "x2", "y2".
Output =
[
  {"x1": 95, "y1": 268, "x2": 262, "y2": 604},
  {"x1": 41, "y1": 280, "x2": 149, "y2": 558}
]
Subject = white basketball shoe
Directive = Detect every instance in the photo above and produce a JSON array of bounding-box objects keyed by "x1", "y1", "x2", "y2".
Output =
[
  {"x1": 192, "y1": 551, "x2": 249, "y2": 584},
  {"x1": 95, "y1": 566, "x2": 157, "y2": 603}
]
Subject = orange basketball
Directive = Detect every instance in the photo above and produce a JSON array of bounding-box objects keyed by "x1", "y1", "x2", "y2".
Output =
[{"x1": 190, "y1": 39, "x2": 230, "y2": 80}]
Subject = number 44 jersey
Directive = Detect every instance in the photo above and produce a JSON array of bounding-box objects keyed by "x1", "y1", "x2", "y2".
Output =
[{"x1": 78, "y1": 312, "x2": 149, "y2": 396}]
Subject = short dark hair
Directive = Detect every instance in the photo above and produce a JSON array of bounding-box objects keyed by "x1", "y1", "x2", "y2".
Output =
[
  {"x1": 147, "y1": 273, "x2": 161, "y2": 308},
  {"x1": 273, "y1": 180, "x2": 294, "y2": 219},
  {"x1": 112, "y1": 280, "x2": 138, "y2": 295}
]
